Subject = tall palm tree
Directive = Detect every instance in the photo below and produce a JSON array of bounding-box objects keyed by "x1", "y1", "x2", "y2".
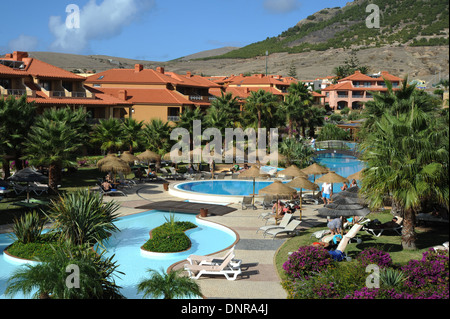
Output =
[
  {"x1": 121, "y1": 118, "x2": 144, "y2": 153},
  {"x1": 143, "y1": 119, "x2": 172, "y2": 156},
  {"x1": 0, "y1": 95, "x2": 36, "y2": 177},
  {"x1": 23, "y1": 108, "x2": 87, "y2": 192},
  {"x1": 244, "y1": 90, "x2": 279, "y2": 130},
  {"x1": 137, "y1": 268, "x2": 202, "y2": 299},
  {"x1": 361, "y1": 108, "x2": 448, "y2": 249},
  {"x1": 91, "y1": 118, "x2": 124, "y2": 154},
  {"x1": 211, "y1": 91, "x2": 241, "y2": 128},
  {"x1": 5, "y1": 245, "x2": 124, "y2": 299},
  {"x1": 280, "y1": 93, "x2": 303, "y2": 138},
  {"x1": 177, "y1": 106, "x2": 203, "y2": 150},
  {"x1": 204, "y1": 104, "x2": 228, "y2": 135}
]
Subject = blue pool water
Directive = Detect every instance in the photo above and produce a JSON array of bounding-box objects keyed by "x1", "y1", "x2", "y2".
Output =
[
  {"x1": 176, "y1": 153, "x2": 364, "y2": 196},
  {"x1": 0, "y1": 210, "x2": 236, "y2": 299}
]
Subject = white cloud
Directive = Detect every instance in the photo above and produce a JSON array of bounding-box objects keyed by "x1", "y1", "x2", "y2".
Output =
[
  {"x1": 8, "y1": 34, "x2": 39, "y2": 52},
  {"x1": 263, "y1": 0, "x2": 300, "y2": 14},
  {"x1": 48, "y1": 0, "x2": 155, "y2": 54}
]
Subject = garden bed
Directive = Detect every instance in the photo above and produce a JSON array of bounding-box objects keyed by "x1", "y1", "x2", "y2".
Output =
[{"x1": 141, "y1": 219, "x2": 197, "y2": 253}]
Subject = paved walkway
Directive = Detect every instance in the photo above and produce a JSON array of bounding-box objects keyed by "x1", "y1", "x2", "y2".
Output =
[{"x1": 103, "y1": 179, "x2": 327, "y2": 299}]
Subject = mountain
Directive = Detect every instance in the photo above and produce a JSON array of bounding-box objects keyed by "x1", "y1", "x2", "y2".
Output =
[
  {"x1": 208, "y1": 0, "x2": 449, "y2": 60},
  {"x1": 19, "y1": 0, "x2": 449, "y2": 87},
  {"x1": 173, "y1": 47, "x2": 240, "y2": 61}
]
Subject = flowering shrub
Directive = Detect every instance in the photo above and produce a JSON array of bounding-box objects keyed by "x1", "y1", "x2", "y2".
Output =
[
  {"x1": 283, "y1": 245, "x2": 334, "y2": 280},
  {"x1": 345, "y1": 287, "x2": 449, "y2": 299},
  {"x1": 356, "y1": 247, "x2": 393, "y2": 268},
  {"x1": 401, "y1": 249, "x2": 449, "y2": 296}
]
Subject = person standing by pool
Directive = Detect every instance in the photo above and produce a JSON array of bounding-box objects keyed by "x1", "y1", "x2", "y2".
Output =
[{"x1": 322, "y1": 182, "x2": 332, "y2": 205}]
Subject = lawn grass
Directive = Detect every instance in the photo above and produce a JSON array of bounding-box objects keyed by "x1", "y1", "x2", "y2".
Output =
[
  {"x1": 275, "y1": 211, "x2": 450, "y2": 281},
  {"x1": 0, "y1": 167, "x2": 105, "y2": 226}
]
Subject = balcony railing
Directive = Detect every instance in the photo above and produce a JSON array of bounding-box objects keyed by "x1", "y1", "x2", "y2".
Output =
[
  {"x1": 167, "y1": 116, "x2": 180, "y2": 122},
  {"x1": 189, "y1": 95, "x2": 203, "y2": 101},
  {"x1": 7, "y1": 89, "x2": 27, "y2": 96},
  {"x1": 71, "y1": 92, "x2": 87, "y2": 98}
]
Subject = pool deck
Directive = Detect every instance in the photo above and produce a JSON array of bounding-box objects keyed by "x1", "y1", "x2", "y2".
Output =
[{"x1": 102, "y1": 178, "x2": 327, "y2": 299}]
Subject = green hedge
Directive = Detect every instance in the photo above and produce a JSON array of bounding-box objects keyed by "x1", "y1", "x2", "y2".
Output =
[{"x1": 142, "y1": 221, "x2": 197, "y2": 253}]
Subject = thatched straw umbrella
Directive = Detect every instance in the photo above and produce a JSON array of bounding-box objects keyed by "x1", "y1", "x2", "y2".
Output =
[
  {"x1": 332, "y1": 186, "x2": 366, "y2": 205},
  {"x1": 286, "y1": 176, "x2": 319, "y2": 219},
  {"x1": 120, "y1": 151, "x2": 139, "y2": 164},
  {"x1": 315, "y1": 171, "x2": 348, "y2": 185},
  {"x1": 276, "y1": 164, "x2": 308, "y2": 179},
  {"x1": 301, "y1": 163, "x2": 329, "y2": 179},
  {"x1": 137, "y1": 149, "x2": 160, "y2": 172},
  {"x1": 317, "y1": 196, "x2": 370, "y2": 228},
  {"x1": 238, "y1": 166, "x2": 269, "y2": 207},
  {"x1": 97, "y1": 155, "x2": 130, "y2": 183},
  {"x1": 259, "y1": 180, "x2": 297, "y2": 223},
  {"x1": 347, "y1": 169, "x2": 363, "y2": 181},
  {"x1": 315, "y1": 171, "x2": 348, "y2": 199}
]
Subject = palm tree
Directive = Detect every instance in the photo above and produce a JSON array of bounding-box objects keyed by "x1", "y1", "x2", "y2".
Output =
[
  {"x1": 204, "y1": 104, "x2": 228, "y2": 135},
  {"x1": 121, "y1": 118, "x2": 144, "y2": 153},
  {"x1": 45, "y1": 189, "x2": 121, "y2": 246},
  {"x1": 244, "y1": 90, "x2": 279, "y2": 130},
  {"x1": 279, "y1": 137, "x2": 315, "y2": 168},
  {"x1": 361, "y1": 108, "x2": 448, "y2": 249},
  {"x1": 280, "y1": 93, "x2": 303, "y2": 138},
  {"x1": 91, "y1": 118, "x2": 124, "y2": 154},
  {"x1": 137, "y1": 268, "x2": 202, "y2": 299},
  {"x1": 143, "y1": 119, "x2": 172, "y2": 156},
  {"x1": 0, "y1": 95, "x2": 36, "y2": 177},
  {"x1": 5, "y1": 245, "x2": 124, "y2": 299},
  {"x1": 211, "y1": 91, "x2": 241, "y2": 128},
  {"x1": 177, "y1": 106, "x2": 203, "y2": 150},
  {"x1": 23, "y1": 108, "x2": 87, "y2": 192}
]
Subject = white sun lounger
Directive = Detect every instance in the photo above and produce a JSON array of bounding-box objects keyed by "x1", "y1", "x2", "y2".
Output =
[
  {"x1": 336, "y1": 223, "x2": 364, "y2": 252},
  {"x1": 187, "y1": 247, "x2": 242, "y2": 268},
  {"x1": 263, "y1": 219, "x2": 302, "y2": 240},
  {"x1": 257, "y1": 213, "x2": 293, "y2": 234},
  {"x1": 184, "y1": 252, "x2": 242, "y2": 281}
]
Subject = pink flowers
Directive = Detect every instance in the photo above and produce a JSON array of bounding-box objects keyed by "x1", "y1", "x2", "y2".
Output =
[
  {"x1": 356, "y1": 247, "x2": 393, "y2": 268},
  {"x1": 283, "y1": 246, "x2": 334, "y2": 280}
]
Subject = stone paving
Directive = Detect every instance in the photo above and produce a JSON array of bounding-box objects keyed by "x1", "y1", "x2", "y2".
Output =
[{"x1": 103, "y1": 179, "x2": 327, "y2": 299}]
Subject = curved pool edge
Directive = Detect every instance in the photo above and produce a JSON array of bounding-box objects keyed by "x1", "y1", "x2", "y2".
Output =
[
  {"x1": 166, "y1": 213, "x2": 240, "y2": 274},
  {"x1": 169, "y1": 180, "x2": 264, "y2": 204}
]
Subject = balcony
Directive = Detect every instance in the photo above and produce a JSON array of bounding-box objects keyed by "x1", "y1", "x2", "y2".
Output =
[{"x1": 167, "y1": 116, "x2": 180, "y2": 122}]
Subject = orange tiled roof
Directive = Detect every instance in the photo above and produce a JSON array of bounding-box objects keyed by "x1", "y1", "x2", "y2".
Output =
[
  {"x1": 26, "y1": 87, "x2": 131, "y2": 106},
  {"x1": 0, "y1": 63, "x2": 27, "y2": 76},
  {"x1": 210, "y1": 86, "x2": 286, "y2": 100},
  {"x1": 1, "y1": 54, "x2": 83, "y2": 80},
  {"x1": 374, "y1": 71, "x2": 403, "y2": 82},
  {"x1": 339, "y1": 71, "x2": 375, "y2": 82},
  {"x1": 95, "y1": 87, "x2": 198, "y2": 106},
  {"x1": 322, "y1": 81, "x2": 354, "y2": 91},
  {"x1": 86, "y1": 67, "x2": 219, "y2": 89}
]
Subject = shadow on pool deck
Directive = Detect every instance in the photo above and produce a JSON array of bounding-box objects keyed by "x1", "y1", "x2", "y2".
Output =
[{"x1": 135, "y1": 200, "x2": 237, "y2": 216}]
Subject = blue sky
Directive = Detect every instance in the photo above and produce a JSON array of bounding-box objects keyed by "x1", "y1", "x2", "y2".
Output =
[{"x1": 1, "y1": 0, "x2": 351, "y2": 61}]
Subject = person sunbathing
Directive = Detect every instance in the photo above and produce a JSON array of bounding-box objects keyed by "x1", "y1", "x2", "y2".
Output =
[{"x1": 369, "y1": 217, "x2": 399, "y2": 229}]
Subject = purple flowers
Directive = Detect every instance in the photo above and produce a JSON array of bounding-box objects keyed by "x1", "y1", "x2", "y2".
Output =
[
  {"x1": 283, "y1": 245, "x2": 334, "y2": 280},
  {"x1": 283, "y1": 245, "x2": 449, "y2": 299},
  {"x1": 356, "y1": 247, "x2": 393, "y2": 268}
]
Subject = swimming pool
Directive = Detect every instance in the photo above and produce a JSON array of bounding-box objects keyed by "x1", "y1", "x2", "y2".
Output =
[
  {"x1": 171, "y1": 153, "x2": 365, "y2": 202},
  {"x1": 0, "y1": 210, "x2": 237, "y2": 299}
]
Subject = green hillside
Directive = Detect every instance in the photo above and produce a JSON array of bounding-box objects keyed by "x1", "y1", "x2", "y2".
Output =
[{"x1": 205, "y1": 0, "x2": 449, "y2": 60}]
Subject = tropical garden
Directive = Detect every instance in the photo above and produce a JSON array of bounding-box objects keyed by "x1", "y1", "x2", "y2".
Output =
[
  {"x1": 0, "y1": 76, "x2": 448, "y2": 299},
  {"x1": 275, "y1": 78, "x2": 449, "y2": 299}
]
